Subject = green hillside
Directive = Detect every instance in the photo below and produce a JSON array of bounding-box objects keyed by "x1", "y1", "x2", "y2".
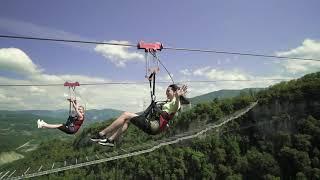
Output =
[
  {"x1": 0, "y1": 112, "x2": 68, "y2": 153},
  {"x1": 0, "y1": 109, "x2": 122, "y2": 151},
  {"x1": 1, "y1": 72, "x2": 320, "y2": 179},
  {"x1": 0, "y1": 108, "x2": 122, "y2": 166},
  {"x1": 0, "y1": 112, "x2": 70, "y2": 166}
]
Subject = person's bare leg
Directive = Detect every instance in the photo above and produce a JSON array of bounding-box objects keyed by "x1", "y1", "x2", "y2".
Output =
[
  {"x1": 108, "y1": 122, "x2": 129, "y2": 141},
  {"x1": 42, "y1": 123, "x2": 63, "y2": 129},
  {"x1": 100, "y1": 112, "x2": 137, "y2": 135}
]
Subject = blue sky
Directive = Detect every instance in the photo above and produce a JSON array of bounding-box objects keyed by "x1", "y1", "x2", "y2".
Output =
[{"x1": 0, "y1": 0, "x2": 320, "y2": 111}]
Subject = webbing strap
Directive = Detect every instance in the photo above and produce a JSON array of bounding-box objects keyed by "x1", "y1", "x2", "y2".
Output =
[
  {"x1": 144, "y1": 72, "x2": 163, "y2": 121},
  {"x1": 153, "y1": 72, "x2": 156, "y2": 100},
  {"x1": 68, "y1": 86, "x2": 77, "y2": 116},
  {"x1": 69, "y1": 87, "x2": 72, "y2": 116},
  {"x1": 148, "y1": 72, "x2": 156, "y2": 102}
]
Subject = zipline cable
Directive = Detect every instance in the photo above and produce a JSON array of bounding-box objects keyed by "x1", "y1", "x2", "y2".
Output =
[
  {"x1": 0, "y1": 34, "x2": 320, "y2": 62},
  {"x1": 0, "y1": 78, "x2": 292, "y2": 87},
  {"x1": 163, "y1": 46, "x2": 320, "y2": 62},
  {"x1": 0, "y1": 35, "x2": 136, "y2": 47}
]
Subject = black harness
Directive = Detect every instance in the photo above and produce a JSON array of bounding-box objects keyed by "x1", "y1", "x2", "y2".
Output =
[{"x1": 142, "y1": 72, "x2": 166, "y2": 121}]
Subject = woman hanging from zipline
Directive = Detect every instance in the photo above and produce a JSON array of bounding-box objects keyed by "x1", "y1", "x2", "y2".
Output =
[
  {"x1": 90, "y1": 83, "x2": 188, "y2": 147},
  {"x1": 37, "y1": 98, "x2": 85, "y2": 134},
  {"x1": 90, "y1": 41, "x2": 189, "y2": 146},
  {"x1": 37, "y1": 81, "x2": 85, "y2": 134}
]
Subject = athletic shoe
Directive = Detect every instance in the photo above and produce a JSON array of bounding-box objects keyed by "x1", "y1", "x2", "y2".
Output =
[
  {"x1": 37, "y1": 119, "x2": 41, "y2": 128},
  {"x1": 37, "y1": 119, "x2": 46, "y2": 128},
  {"x1": 41, "y1": 120, "x2": 46, "y2": 127},
  {"x1": 90, "y1": 133, "x2": 107, "y2": 142},
  {"x1": 98, "y1": 139, "x2": 115, "y2": 147}
]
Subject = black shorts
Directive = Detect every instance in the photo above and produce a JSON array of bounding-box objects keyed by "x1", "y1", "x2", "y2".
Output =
[
  {"x1": 58, "y1": 116, "x2": 78, "y2": 134},
  {"x1": 58, "y1": 124, "x2": 77, "y2": 134},
  {"x1": 58, "y1": 116, "x2": 79, "y2": 134},
  {"x1": 130, "y1": 115, "x2": 159, "y2": 135}
]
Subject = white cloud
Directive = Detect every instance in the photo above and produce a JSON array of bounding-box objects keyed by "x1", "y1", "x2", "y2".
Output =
[
  {"x1": 205, "y1": 69, "x2": 248, "y2": 80},
  {"x1": 188, "y1": 66, "x2": 249, "y2": 80},
  {"x1": 29, "y1": 86, "x2": 46, "y2": 94},
  {"x1": 276, "y1": 39, "x2": 320, "y2": 74},
  {"x1": 0, "y1": 48, "x2": 152, "y2": 111},
  {"x1": 94, "y1": 40, "x2": 144, "y2": 67},
  {"x1": 0, "y1": 74, "x2": 152, "y2": 112},
  {"x1": 0, "y1": 46, "x2": 300, "y2": 111},
  {"x1": 183, "y1": 77, "x2": 290, "y2": 99},
  {"x1": 178, "y1": 67, "x2": 251, "y2": 97},
  {"x1": 0, "y1": 89, "x2": 26, "y2": 110},
  {"x1": 30, "y1": 73, "x2": 107, "y2": 84},
  {"x1": 193, "y1": 66, "x2": 211, "y2": 76},
  {"x1": 179, "y1": 69, "x2": 192, "y2": 76},
  {"x1": 177, "y1": 67, "x2": 292, "y2": 98},
  {"x1": 0, "y1": 62, "x2": 292, "y2": 111},
  {"x1": 0, "y1": 93, "x2": 21, "y2": 103},
  {"x1": 157, "y1": 73, "x2": 174, "y2": 82},
  {"x1": 0, "y1": 48, "x2": 41, "y2": 76}
]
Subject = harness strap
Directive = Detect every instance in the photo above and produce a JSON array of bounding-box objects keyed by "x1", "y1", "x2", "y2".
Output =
[
  {"x1": 148, "y1": 72, "x2": 156, "y2": 102},
  {"x1": 159, "y1": 112, "x2": 175, "y2": 130},
  {"x1": 66, "y1": 115, "x2": 75, "y2": 126},
  {"x1": 68, "y1": 87, "x2": 72, "y2": 116},
  {"x1": 152, "y1": 71, "x2": 156, "y2": 101},
  {"x1": 142, "y1": 101, "x2": 162, "y2": 121},
  {"x1": 68, "y1": 86, "x2": 77, "y2": 116},
  {"x1": 64, "y1": 81, "x2": 80, "y2": 117}
]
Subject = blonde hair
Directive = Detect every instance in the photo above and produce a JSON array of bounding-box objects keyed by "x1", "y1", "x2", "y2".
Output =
[{"x1": 78, "y1": 105, "x2": 85, "y2": 111}]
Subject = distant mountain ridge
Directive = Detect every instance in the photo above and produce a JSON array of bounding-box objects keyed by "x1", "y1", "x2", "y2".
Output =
[
  {"x1": 190, "y1": 88, "x2": 263, "y2": 104},
  {"x1": 1, "y1": 88, "x2": 262, "y2": 122},
  {"x1": 0, "y1": 88, "x2": 257, "y2": 160},
  {"x1": 7, "y1": 108, "x2": 123, "y2": 123}
]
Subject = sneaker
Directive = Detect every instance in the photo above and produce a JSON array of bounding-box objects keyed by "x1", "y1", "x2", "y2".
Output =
[
  {"x1": 37, "y1": 119, "x2": 46, "y2": 128},
  {"x1": 98, "y1": 139, "x2": 115, "y2": 147},
  {"x1": 41, "y1": 120, "x2": 47, "y2": 128},
  {"x1": 37, "y1": 119, "x2": 41, "y2": 128},
  {"x1": 90, "y1": 133, "x2": 107, "y2": 142}
]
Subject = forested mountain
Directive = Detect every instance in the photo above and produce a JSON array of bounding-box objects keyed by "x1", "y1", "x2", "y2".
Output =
[
  {"x1": 0, "y1": 109, "x2": 122, "y2": 166},
  {"x1": 0, "y1": 109, "x2": 122, "y2": 150},
  {"x1": 0, "y1": 112, "x2": 66, "y2": 153},
  {"x1": 1, "y1": 72, "x2": 320, "y2": 179}
]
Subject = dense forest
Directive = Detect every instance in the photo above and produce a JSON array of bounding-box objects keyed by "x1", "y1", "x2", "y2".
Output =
[{"x1": 1, "y1": 72, "x2": 320, "y2": 179}]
